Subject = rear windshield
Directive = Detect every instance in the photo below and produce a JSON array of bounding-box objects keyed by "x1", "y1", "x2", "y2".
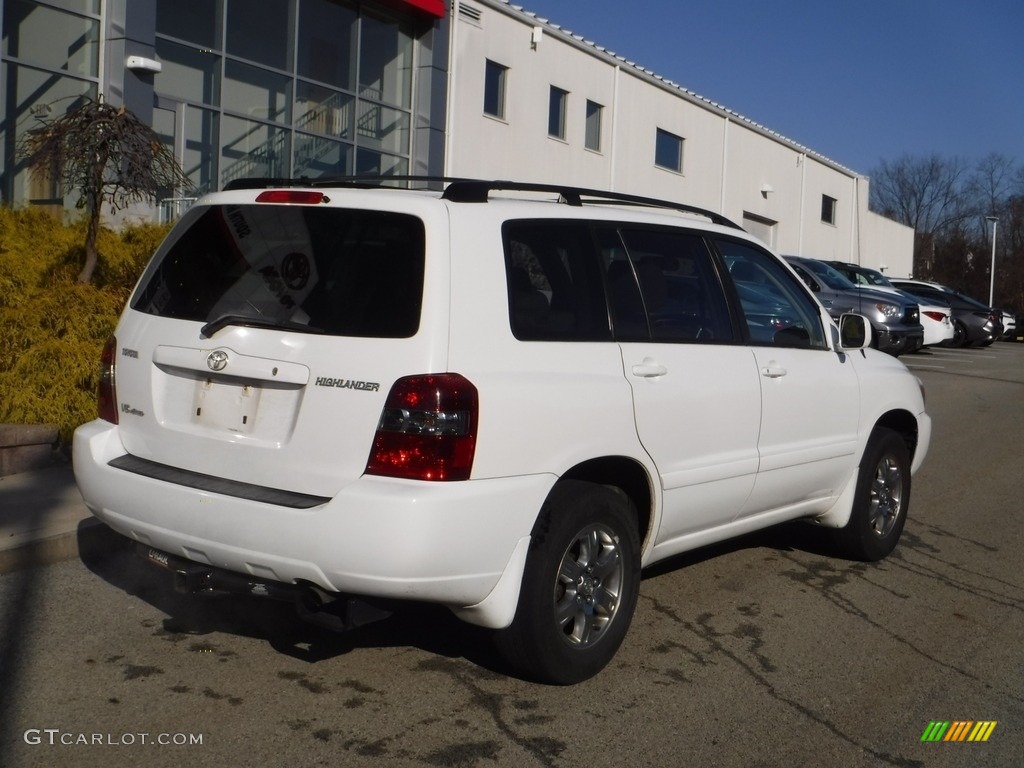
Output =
[{"x1": 132, "y1": 204, "x2": 425, "y2": 338}]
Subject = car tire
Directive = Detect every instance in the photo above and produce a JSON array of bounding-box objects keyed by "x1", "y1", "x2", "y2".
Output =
[
  {"x1": 494, "y1": 480, "x2": 641, "y2": 685},
  {"x1": 947, "y1": 321, "x2": 967, "y2": 348},
  {"x1": 832, "y1": 427, "x2": 911, "y2": 562}
]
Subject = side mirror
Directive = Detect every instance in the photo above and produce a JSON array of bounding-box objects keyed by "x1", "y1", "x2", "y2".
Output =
[{"x1": 838, "y1": 313, "x2": 872, "y2": 350}]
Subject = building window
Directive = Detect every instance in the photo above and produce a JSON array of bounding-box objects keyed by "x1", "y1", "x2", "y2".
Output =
[
  {"x1": 297, "y1": 0, "x2": 357, "y2": 91},
  {"x1": 151, "y1": 0, "x2": 416, "y2": 194},
  {"x1": 360, "y1": 11, "x2": 413, "y2": 110},
  {"x1": 655, "y1": 128, "x2": 683, "y2": 173},
  {"x1": 548, "y1": 86, "x2": 568, "y2": 139},
  {"x1": 821, "y1": 194, "x2": 837, "y2": 224},
  {"x1": 1, "y1": 0, "x2": 101, "y2": 209},
  {"x1": 585, "y1": 100, "x2": 602, "y2": 151},
  {"x1": 225, "y1": 0, "x2": 291, "y2": 71},
  {"x1": 484, "y1": 59, "x2": 507, "y2": 118}
]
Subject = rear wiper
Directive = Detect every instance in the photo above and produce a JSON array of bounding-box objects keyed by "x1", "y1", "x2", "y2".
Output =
[{"x1": 200, "y1": 314, "x2": 325, "y2": 339}]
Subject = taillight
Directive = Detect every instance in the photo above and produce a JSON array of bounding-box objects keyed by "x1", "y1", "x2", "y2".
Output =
[
  {"x1": 98, "y1": 335, "x2": 118, "y2": 424},
  {"x1": 255, "y1": 190, "x2": 325, "y2": 204},
  {"x1": 923, "y1": 310, "x2": 947, "y2": 322},
  {"x1": 365, "y1": 374, "x2": 478, "y2": 481}
]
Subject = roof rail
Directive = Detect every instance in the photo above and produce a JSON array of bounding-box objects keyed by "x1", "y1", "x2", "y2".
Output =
[
  {"x1": 221, "y1": 175, "x2": 741, "y2": 230},
  {"x1": 440, "y1": 180, "x2": 741, "y2": 229},
  {"x1": 222, "y1": 175, "x2": 468, "y2": 191}
]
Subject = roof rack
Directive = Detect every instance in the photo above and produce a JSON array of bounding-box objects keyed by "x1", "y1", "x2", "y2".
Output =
[
  {"x1": 222, "y1": 175, "x2": 741, "y2": 230},
  {"x1": 440, "y1": 180, "x2": 742, "y2": 229},
  {"x1": 222, "y1": 175, "x2": 466, "y2": 191}
]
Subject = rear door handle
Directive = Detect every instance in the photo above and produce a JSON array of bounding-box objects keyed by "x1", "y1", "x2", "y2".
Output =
[
  {"x1": 761, "y1": 364, "x2": 787, "y2": 378},
  {"x1": 632, "y1": 358, "x2": 667, "y2": 378}
]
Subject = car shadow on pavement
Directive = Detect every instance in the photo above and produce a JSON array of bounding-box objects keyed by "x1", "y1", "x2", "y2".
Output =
[
  {"x1": 77, "y1": 518, "x2": 843, "y2": 681},
  {"x1": 640, "y1": 519, "x2": 840, "y2": 581},
  {"x1": 77, "y1": 521, "x2": 508, "y2": 675}
]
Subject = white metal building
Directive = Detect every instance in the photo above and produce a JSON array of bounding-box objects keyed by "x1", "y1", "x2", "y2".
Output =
[
  {"x1": 445, "y1": 0, "x2": 913, "y2": 276},
  {"x1": 0, "y1": 0, "x2": 913, "y2": 275}
]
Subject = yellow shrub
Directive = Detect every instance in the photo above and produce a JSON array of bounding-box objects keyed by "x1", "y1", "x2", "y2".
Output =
[{"x1": 0, "y1": 207, "x2": 170, "y2": 444}]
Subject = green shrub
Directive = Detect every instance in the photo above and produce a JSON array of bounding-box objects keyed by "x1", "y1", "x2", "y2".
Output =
[{"x1": 0, "y1": 206, "x2": 170, "y2": 444}]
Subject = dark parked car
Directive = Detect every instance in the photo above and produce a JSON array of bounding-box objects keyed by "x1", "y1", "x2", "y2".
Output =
[
  {"x1": 784, "y1": 257, "x2": 923, "y2": 356},
  {"x1": 888, "y1": 279, "x2": 1003, "y2": 347}
]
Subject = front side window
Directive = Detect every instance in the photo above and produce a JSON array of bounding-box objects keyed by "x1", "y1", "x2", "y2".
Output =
[
  {"x1": 655, "y1": 128, "x2": 683, "y2": 173},
  {"x1": 133, "y1": 205, "x2": 425, "y2": 339},
  {"x1": 716, "y1": 239, "x2": 827, "y2": 348},
  {"x1": 548, "y1": 86, "x2": 568, "y2": 139},
  {"x1": 484, "y1": 60, "x2": 508, "y2": 118}
]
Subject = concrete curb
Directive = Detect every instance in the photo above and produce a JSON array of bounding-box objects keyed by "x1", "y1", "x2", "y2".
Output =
[
  {"x1": 0, "y1": 462, "x2": 114, "y2": 575},
  {"x1": 0, "y1": 517, "x2": 119, "y2": 575},
  {"x1": 0, "y1": 424, "x2": 60, "y2": 477}
]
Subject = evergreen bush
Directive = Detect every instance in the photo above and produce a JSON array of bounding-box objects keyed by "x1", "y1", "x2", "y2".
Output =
[{"x1": 0, "y1": 207, "x2": 170, "y2": 445}]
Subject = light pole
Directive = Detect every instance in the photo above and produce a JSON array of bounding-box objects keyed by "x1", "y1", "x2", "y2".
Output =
[{"x1": 985, "y1": 216, "x2": 998, "y2": 307}]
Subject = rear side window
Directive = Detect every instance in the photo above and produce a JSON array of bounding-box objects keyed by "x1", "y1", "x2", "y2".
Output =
[
  {"x1": 133, "y1": 205, "x2": 425, "y2": 338},
  {"x1": 503, "y1": 221, "x2": 612, "y2": 341}
]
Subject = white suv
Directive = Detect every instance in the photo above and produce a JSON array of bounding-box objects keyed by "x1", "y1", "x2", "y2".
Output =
[{"x1": 74, "y1": 179, "x2": 931, "y2": 684}]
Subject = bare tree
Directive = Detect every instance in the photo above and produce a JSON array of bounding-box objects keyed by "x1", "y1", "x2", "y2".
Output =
[
  {"x1": 969, "y1": 153, "x2": 1015, "y2": 217},
  {"x1": 870, "y1": 154, "x2": 973, "y2": 232},
  {"x1": 18, "y1": 98, "x2": 191, "y2": 284},
  {"x1": 869, "y1": 154, "x2": 974, "y2": 277}
]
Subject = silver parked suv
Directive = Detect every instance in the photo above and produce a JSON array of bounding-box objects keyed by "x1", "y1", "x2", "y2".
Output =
[
  {"x1": 74, "y1": 179, "x2": 931, "y2": 684},
  {"x1": 785, "y1": 256, "x2": 924, "y2": 356}
]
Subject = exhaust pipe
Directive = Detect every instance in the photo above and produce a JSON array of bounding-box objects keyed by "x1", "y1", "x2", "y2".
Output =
[{"x1": 295, "y1": 586, "x2": 392, "y2": 632}]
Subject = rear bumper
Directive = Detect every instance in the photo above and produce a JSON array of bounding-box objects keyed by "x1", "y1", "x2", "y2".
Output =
[{"x1": 73, "y1": 420, "x2": 552, "y2": 628}]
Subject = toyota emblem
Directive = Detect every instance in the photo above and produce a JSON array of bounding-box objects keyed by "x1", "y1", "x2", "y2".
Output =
[{"x1": 207, "y1": 350, "x2": 229, "y2": 371}]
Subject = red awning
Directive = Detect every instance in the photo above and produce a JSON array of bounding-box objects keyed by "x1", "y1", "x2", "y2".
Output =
[{"x1": 389, "y1": 0, "x2": 447, "y2": 18}]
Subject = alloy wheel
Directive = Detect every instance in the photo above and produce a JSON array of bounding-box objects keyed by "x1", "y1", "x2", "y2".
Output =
[
  {"x1": 868, "y1": 453, "x2": 904, "y2": 537},
  {"x1": 553, "y1": 525, "x2": 624, "y2": 648}
]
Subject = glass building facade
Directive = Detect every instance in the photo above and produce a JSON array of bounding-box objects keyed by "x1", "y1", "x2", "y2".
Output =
[
  {"x1": 0, "y1": 0, "x2": 101, "y2": 209},
  {"x1": 1, "y1": 0, "x2": 447, "y2": 214}
]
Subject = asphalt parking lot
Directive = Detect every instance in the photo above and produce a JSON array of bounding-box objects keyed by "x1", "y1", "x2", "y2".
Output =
[
  {"x1": 1, "y1": 342, "x2": 1022, "y2": 768},
  {"x1": 902, "y1": 339, "x2": 1024, "y2": 379}
]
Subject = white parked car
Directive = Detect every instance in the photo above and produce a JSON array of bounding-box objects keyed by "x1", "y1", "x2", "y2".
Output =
[
  {"x1": 999, "y1": 310, "x2": 1016, "y2": 340},
  {"x1": 74, "y1": 179, "x2": 931, "y2": 684}
]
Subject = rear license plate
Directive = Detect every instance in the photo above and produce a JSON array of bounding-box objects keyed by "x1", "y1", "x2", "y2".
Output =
[{"x1": 191, "y1": 377, "x2": 261, "y2": 433}]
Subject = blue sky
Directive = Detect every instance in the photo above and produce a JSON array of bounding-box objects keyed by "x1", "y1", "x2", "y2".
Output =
[{"x1": 511, "y1": 1, "x2": 1024, "y2": 174}]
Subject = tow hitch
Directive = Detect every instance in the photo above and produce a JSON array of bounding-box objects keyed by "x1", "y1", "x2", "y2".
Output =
[{"x1": 137, "y1": 544, "x2": 392, "y2": 632}]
